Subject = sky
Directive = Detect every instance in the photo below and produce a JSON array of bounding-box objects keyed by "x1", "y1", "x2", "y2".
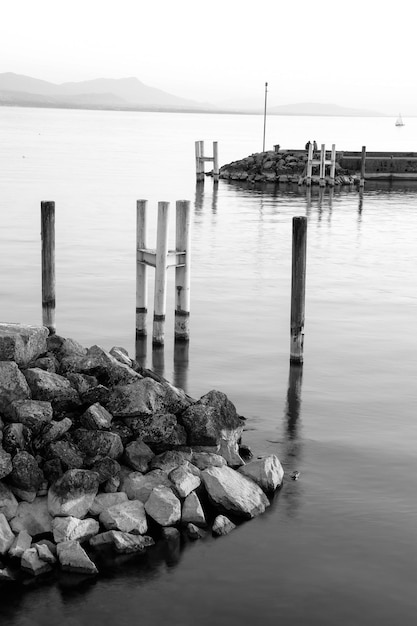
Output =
[{"x1": 1, "y1": 0, "x2": 415, "y2": 114}]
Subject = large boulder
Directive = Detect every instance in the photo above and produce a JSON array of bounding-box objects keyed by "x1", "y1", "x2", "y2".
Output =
[
  {"x1": 212, "y1": 515, "x2": 236, "y2": 536},
  {"x1": 123, "y1": 440, "x2": 154, "y2": 472},
  {"x1": 0, "y1": 323, "x2": 48, "y2": 367},
  {"x1": 238, "y1": 455, "x2": 284, "y2": 492},
  {"x1": 9, "y1": 400, "x2": 53, "y2": 434},
  {"x1": 48, "y1": 469, "x2": 99, "y2": 518},
  {"x1": 60, "y1": 345, "x2": 141, "y2": 387},
  {"x1": 179, "y1": 390, "x2": 245, "y2": 447},
  {"x1": 9, "y1": 529, "x2": 32, "y2": 558},
  {"x1": 71, "y1": 429, "x2": 123, "y2": 461},
  {"x1": 0, "y1": 362, "x2": 31, "y2": 416},
  {"x1": 33, "y1": 418, "x2": 73, "y2": 453},
  {"x1": 52, "y1": 516, "x2": 99, "y2": 543},
  {"x1": 90, "y1": 456, "x2": 121, "y2": 484},
  {"x1": 21, "y1": 547, "x2": 53, "y2": 576},
  {"x1": 88, "y1": 492, "x2": 128, "y2": 516},
  {"x1": 201, "y1": 466, "x2": 269, "y2": 519},
  {"x1": 181, "y1": 491, "x2": 206, "y2": 527},
  {"x1": 99, "y1": 499, "x2": 148, "y2": 534},
  {"x1": 106, "y1": 377, "x2": 190, "y2": 419},
  {"x1": 0, "y1": 513, "x2": 14, "y2": 554},
  {"x1": 46, "y1": 335, "x2": 87, "y2": 360},
  {"x1": 57, "y1": 540, "x2": 98, "y2": 575},
  {"x1": 121, "y1": 470, "x2": 171, "y2": 503},
  {"x1": 23, "y1": 368, "x2": 80, "y2": 407},
  {"x1": 144, "y1": 487, "x2": 181, "y2": 527},
  {"x1": 150, "y1": 450, "x2": 192, "y2": 473},
  {"x1": 2, "y1": 423, "x2": 32, "y2": 455},
  {"x1": 111, "y1": 531, "x2": 154, "y2": 554},
  {"x1": 46, "y1": 440, "x2": 85, "y2": 470},
  {"x1": 0, "y1": 482, "x2": 18, "y2": 520},
  {"x1": 169, "y1": 465, "x2": 200, "y2": 498},
  {"x1": 79, "y1": 403, "x2": 113, "y2": 430},
  {"x1": 8, "y1": 451, "x2": 44, "y2": 492},
  {"x1": 191, "y1": 451, "x2": 227, "y2": 470},
  {"x1": 9, "y1": 497, "x2": 52, "y2": 535},
  {"x1": 128, "y1": 412, "x2": 187, "y2": 451}
]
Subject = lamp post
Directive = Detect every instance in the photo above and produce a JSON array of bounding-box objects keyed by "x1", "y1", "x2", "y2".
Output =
[{"x1": 262, "y1": 81, "x2": 268, "y2": 152}]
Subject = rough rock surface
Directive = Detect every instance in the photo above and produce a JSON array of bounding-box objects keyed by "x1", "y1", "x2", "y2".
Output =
[
  {"x1": 212, "y1": 514, "x2": 236, "y2": 536},
  {"x1": 57, "y1": 540, "x2": 98, "y2": 575},
  {"x1": 10, "y1": 497, "x2": 52, "y2": 535},
  {"x1": 52, "y1": 516, "x2": 99, "y2": 543},
  {"x1": 144, "y1": 487, "x2": 181, "y2": 526},
  {"x1": 121, "y1": 470, "x2": 171, "y2": 503},
  {"x1": 0, "y1": 513, "x2": 14, "y2": 554},
  {"x1": 181, "y1": 491, "x2": 206, "y2": 527},
  {"x1": 111, "y1": 531, "x2": 154, "y2": 554},
  {"x1": 201, "y1": 466, "x2": 269, "y2": 518},
  {"x1": 21, "y1": 547, "x2": 53, "y2": 576},
  {"x1": 0, "y1": 362, "x2": 31, "y2": 416},
  {"x1": 0, "y1": 323, "x2": 48, "y2": 367},
  {"x1": 0, "y1": 481, "x2": 17, "y2": 520},
  {"x1": 47, "y1": 469, "x2": 99, "y2": 518},
  {"x1": 238, "y1": 455, "x2": 284, "y2": 492},
  {"x1": 99, "y1": 499, "x2": 148, "y2": 534}
]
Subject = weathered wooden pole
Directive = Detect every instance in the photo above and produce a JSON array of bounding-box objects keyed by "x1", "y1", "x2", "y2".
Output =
[
  {"x1": 41, "y1": 201, "x2": 56, "y2": 334},
  {"x1": 153, "y1": 202, "x2": 170, "y2": 345},
  {"x1": 195, "y1": 140, "x2": 205, "y2": 181},
  {"x1": 319, "y1": 144, "x2": 326, "y2": 186},
  {"x1": 136, "y1": 199, "x2": 148, "y2": 337},
  {"x1": 175, "y1": 200, "x2": 191, "y2": 341},
  {"x1": 360, "y1": 145, "x2": 366, "y2": 187},
  {"x1": 290, "y1": 216, "x2": 307, "y2": 364},
  {"x1": 329, "y1": 144, "x2": 336, "y2": 185},
  {"x1": 262, "y1": 81, "x2": 268, "y2": 152},
  {"x1": 306, "y1": 143, "x2": 313, "y2": 185},
  {"x1": 213, "y1": 141, "x2": 219, "y2": 182}
]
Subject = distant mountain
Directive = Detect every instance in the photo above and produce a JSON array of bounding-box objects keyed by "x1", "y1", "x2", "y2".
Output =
[
  {"x1": 0, "y1": 72, "x2": 212, "y2": 111},
  {"x1": 216, "y1": 98, "x2": 383, "y2": 117}
]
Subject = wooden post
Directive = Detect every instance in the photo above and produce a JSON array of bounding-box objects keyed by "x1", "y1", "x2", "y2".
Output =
[
  {"x1": 319, "y1": 144, "x2": 326, "y2": 186},
  {"x1": 360, "y1": 145, "x2": 366, "y2": 187},
  {"x1": 195, "y1": 140, "x2": 205, "y2": 181},
  {"x1": 213, "y1": 141, "x2": 219, "y2": 182},
  {"x1": 195, "y1": 141, "x2": 200, "y2": 180},
  {"x1": 306, "y1": 143, "x2": 313, "y2": 185},
  {"x1": 329, "y1": 144, "x2": 336, "y2": 186},
  {"x1": 175, "y1": 200, "x2": 191, "y2": 341},
  {"x1": 153, "y1": 202, "x2": 170, "y2": 345},
  {"x1": 290, "y1": 216, "x2": 307, "y2": 364},
  {"x1": 136, "y1": 199, "x2": 148, "y2": 337},
  {"x1": 41, "y1": 201, "x2": 56, "y2": 334}
]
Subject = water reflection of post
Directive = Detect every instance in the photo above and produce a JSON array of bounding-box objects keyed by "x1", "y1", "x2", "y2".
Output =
[
  {"x1": 195, "y1": 181, "x2": 205, "y2": 214},
  {"x1": 358, "y1": 187, "x2": 364, "y2": 224},
  {"x1": 152, "y1": 345, "x2": 165, "y2": 380},
  {"x1": 212, "y1": 180, "x2": 218, "y2": 214},
  {"x1": 135, "y1": 336, "x2": 147, "y2": 369},
  {"x1": 282, "y1": 363, "x2": 304, "y2": 517},
  {"x1": 305, "y1": 185, "x2": 312, "y2": 218},
  {"x1": 317, "y1": 186, "x2": 324, "y2": 223},
  {"x1": 328, "y1": 186, "x2": 334, "y2": 224},
  {"x1": 173, "y1": 339, "x2": 189, "y2": 394}
]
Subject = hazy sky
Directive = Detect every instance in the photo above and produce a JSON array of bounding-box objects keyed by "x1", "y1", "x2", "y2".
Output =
[{"x1": 1, "y1": 0, "x2": 415, "y2": 114}]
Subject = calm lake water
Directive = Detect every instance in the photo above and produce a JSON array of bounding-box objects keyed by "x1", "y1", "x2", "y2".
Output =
[{"x1": 1, "y1": 106, "x2": 417, "y2": 625}]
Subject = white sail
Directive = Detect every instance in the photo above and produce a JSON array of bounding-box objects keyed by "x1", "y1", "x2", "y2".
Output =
[{"x1": 395, "y1": 113, "x2": 405, "y2": 126}]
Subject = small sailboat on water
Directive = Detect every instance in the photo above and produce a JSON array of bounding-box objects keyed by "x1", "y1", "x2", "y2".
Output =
[{"x1": 395, "y1": 113, "x2": 405, "y2": 127}]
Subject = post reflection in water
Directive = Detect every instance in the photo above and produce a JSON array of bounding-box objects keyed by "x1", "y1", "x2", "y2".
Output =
[
  {"x1": 173, "y1": 339, "x2": 189, "y2": 393},
  {"x1": 194, "y1": 180, "x2": 218, "y2": 215},
  {"x1": 135, "y1": 335, "x2": 147, "y2": 368},
  {"x1": 152, "y1": 344, "x2": 165, "y2": 380},
  {"x1": 281, "y1": 363, "x2": 304, "y2": 517}
]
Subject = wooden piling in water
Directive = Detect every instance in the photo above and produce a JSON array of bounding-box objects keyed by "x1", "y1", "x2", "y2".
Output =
[
  {"x1": 136, "y1": 200, "x2": 148, "y2": 336},
  {"x1": 306, "y1": 144, "x2": 313, "y2": 185},
  {"x1": 319, "y1": 144, "x2": 326, "y2": 187},
  {"x1": 329, "y1": 144, "x2": 336, "y2": 185},
  {"x1": 360, "y1": 146, "x2": 366, "y2": 187},
  {"x1": 213, "y1": 141, "x2": 219, "y2": 182},
  {"x1": 290, "y1": 216, "x2": 307, "y2": 364},
  {"x1": 153, "y1": 202, "x2": 170, "y2": 345},
  {"x1": 175, "y1": 200, "x2": 191, "y2": 341},
  {"x1": 41, "y1": 201, "x2": 56, "y2": 334}
]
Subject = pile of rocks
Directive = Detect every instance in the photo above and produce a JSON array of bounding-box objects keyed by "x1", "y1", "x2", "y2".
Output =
[
  {"x1": 0, "y1": 323, "x2": 284, "y2": 584},
  {"x1": 216, "y1": 151, "x2": 358, "y2": 185}
]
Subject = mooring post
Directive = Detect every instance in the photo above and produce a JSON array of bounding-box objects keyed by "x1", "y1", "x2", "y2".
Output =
[
  {"x1": 41, "y1": 201, "x2": 56, "y2": 334},
  {"x1": 306, "y1": 143, "x2": 313, "y2": 185},
  {"x1": 195, "y1": 140, "x2": 205, "y2": 181},
  {"x1": 319, "y1": 144, "x2": 326, "y2": 187},
  {"x1": 360, "y1": 145, "x2": 366, "y2": 187},
  {"x1": 136, "y1": 199, "x2": 148, "y2": 337},
  {"x1": 153, "y1": 202, "x2": 170, "y2": 345},
  {"x1": 174, "y1": 200, "x2": 191, "y2": 341},
  {"x1": 329, "y1": 144, "x2": 336, "y2": 185},
  {"x1": 213, "y1": 141, "x2": 219, "y2": 182},
  {"x1": 290, "y1": 216, "x2": 307, "y2": 364}
]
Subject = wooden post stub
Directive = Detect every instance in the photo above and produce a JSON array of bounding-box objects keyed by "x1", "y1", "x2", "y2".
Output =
[
  {"x1": 41, "y1": 201, "x2": 56, "y2": 334},
  {"x1": 175, "y1": 200, "x2": 191, "y2": 341},
  {"x1": 290, "y1": 216, "x2": 307, "y2": 364},
  {"x1": 360, "y1": 145, "x2": 366, "y2": 187},
  {"x1": 153, "y1": 201, "x2": 170, "y2": 345},
  {"x1": 136, "y1": 199, "x2": 148, "y2": 336},
  {"x1": 213, "y1": 141, "x2": 219, "y2": 181}
]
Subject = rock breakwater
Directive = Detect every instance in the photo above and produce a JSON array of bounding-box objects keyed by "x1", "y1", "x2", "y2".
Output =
[{"x1": 0, "y1": 323, "x2": 284, "y2": 585}]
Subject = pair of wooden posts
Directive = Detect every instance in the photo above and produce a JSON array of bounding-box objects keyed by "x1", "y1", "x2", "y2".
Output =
[
  {"x1": 306, "y1": 144, "x2": 336, "y2": 186},
  {"x1": 195, "y1": 141, "x2": 219, "y2": 181},
  {"x1": 41, "y1": 202, "x2": 307, "y2": 362}
]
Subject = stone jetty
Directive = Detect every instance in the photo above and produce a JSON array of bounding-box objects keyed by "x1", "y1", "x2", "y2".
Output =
[{"x1": 0, "y1": 323, "x2": 284, "y2": 585}]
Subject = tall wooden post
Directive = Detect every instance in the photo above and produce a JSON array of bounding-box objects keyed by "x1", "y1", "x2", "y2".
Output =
[
  {"x1": 175, "y1": 200, "x2": 191, "y2": 341},
  {"x1": 329, "y1": 144, "x2": 336, "y2": 185},
  {"x1": 360, "y1": 145, "x2": 366, "y2": 187},
  {"x1": 319, "y1": 144, "x2": 326, "y2": 186},
  {"x1": 213, "y1": 141, "x2": 219, "y2": 182},
  {"x1": 41, "y1": 201, "x2": 56, "y2": 334},
  {"x1": 290, "y1": 216, "x2": 307, "y2": 364},
  {"x1": 153, "y1": 202, "x2": 170, "y2": 345},
  {"x1": 306, "y1": 143, "x2": 313, "y2": 185},
  {"x1": 136, "y1": 199, "x2": 148, "y2": 336}
]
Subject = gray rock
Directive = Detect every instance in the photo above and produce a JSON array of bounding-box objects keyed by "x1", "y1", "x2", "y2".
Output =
[
  {"x1": 88, "y1": 492, "x2": 128, "y2": 516},
  {"x1": 9, "y1": 451, "x2": 44, "y2": 491},
  {"x1": 46, "y1": 440, "x2": 85, "y2": 470},
  {"x1": 21, "y1": 547, "x2": 53, "y2": 575},
  {"x1": 36, "y1": 542, "x2": 56, "y2": 564},
  {"x1": 219, "y1": 439, "x2": 245, "y2": 467},
  {"x1": 201, "y1": 466, "x2": 269, "y2": 519},
  {"x1": 8, "y1": 529, "x2": 32, "y2": 558},
  {"x1": 33, "y1": 418, "x2": 73, "y2": 453},
  {"x1": 99, "y1": 499, "x2": 148, "y2": 534},
  {"x1": 90, "y1": 456, "x2": 121, "y2": 484},
  {"x1": 89, "y1": 530, "x2": 117, "y2": 547},
  {"x1": 57, "y1": 540, "x2": 98, "y2": 575},
  {"x1": 123, "y1": 440, "x2": 154, "y2": 472},
  {"x1": 106, "y1": 377, "x2": 190, "y2": 419},
  {"x1": 169, "y1": 465, "x2": 201, "y2": 498},
  {"x1": 48, "y1": 469, "x2": 99, "y2": 518},
  {"x1": 0, "y1": 362, "x2": 31, "y2": 416},
  {"x1": 79, "y1": 403, "x2": 113, "y2": 430},
  {"x1": 128, "y1": 412, "x2": 187, "y2": 451},
  {"x1": 121, "y1": 470, "x2": 171, "y2": 503},
  {"x1": 43, "y1": 458, "x2": 64, "y2": 484},
  {"x1": 186, "y1": 523, "x2": 205, "y2": 540},
  {"x1": 191, "y1": 451, "x2": 227, "y2": 470},
  {"x1": 212, "y1": 515, "x2": 236, "y2": 536},
  {"x1": 103, "y1": 476, "x2": 120, "y2": 493},
  {"x1": 150, "y1": 450, "x2": 193, "y2": 473},
  {"x1": 0, "y1": 513, "x2": 14, "y2": 554},
  {"x1": 52, "y1": 516, "x2": 99, "y2": 543},
  {"x1": 0, "y1": 482, "x2": 18, "y2": 520},
  {"x1": 161, "y1": 527, "x2": 180, "y2": 541},
  {"x1": 111, "y1": 531, "x2": 155, "y2": 554},
  {"x1": 0, "y1": 447, "x2": 12, "y2": 480},
  {"x1": 109, "y1": 346, "x2": 132, "y2": 366},
  {"x1": 180, "y1": 390, "x2": 245, "y2": 447},
  {"x1": 10, "y1": 486, "x2": 37, "y2": 503},
  {"x1": 46, "y1": 335, "x2": 87, "y2": 359},
  {"x1": 23, "y1": 368, "x2": 80, "y2": 406},
  {"x1": 9, "y1": 497, "x2": 52, "y2": 535},
  {"x1": 2, "y1": 423, "x2": 31, "y2": 455},
  {"x1": 61, "y1": 345, "x2": 141, "y2": 387},
  {"x1": 0, "y1": 323, "x2": 48, "y2": 367},
  {"x1": 66, "y1": 372, "x2": 99, "y2": 395},
  {"x1": 0, "y1": 566, "x2": 17, "y2": 581},
  {"x1": 144, "y1": 487, "x2": 181, "y2": 527},
  {"x1": 10, "y1": 400, "x2": 53, "y2": 434},
  {"x1": 181, "y1": 491, "x2": 206, "y2": 527},
  {"x1": 71, "y1": 429, "x2": 123, "y2": 461},
  {"x1": 238, "y1": 455, "x2": 284, "y2": 492},
  {"x1": 31, "y1": 355, "x2": 58, "y2": 373}
]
